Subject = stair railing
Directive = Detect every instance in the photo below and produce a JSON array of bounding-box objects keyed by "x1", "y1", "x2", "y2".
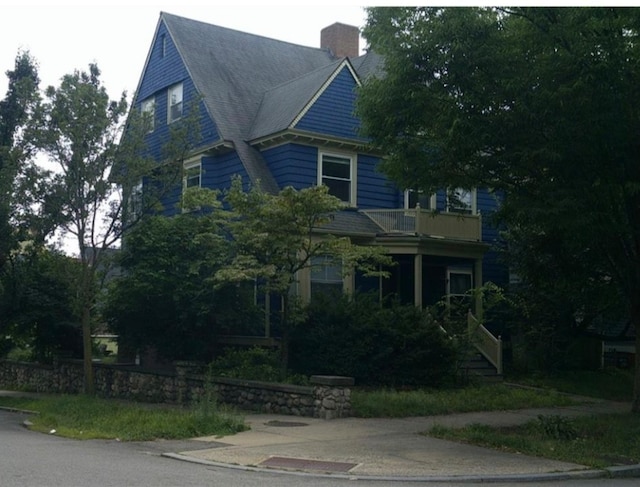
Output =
[{"x1": 467, "y1": 310, "x2": 503, "y2": 375}]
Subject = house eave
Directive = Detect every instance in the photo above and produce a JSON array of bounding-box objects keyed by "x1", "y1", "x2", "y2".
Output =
[
  {"x1": 373, "y1": 234, "x2": 490, "y2": 259},
  {"x1": 249, "y1": 129, "x2": 370, "y2": 152}
]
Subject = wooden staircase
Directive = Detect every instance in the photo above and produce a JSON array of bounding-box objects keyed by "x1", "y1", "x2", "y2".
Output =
[{"x1": 465, "y1": 310, "x2": 503, "y2": 382}]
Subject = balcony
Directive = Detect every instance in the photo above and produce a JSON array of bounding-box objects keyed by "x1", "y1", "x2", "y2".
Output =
[{"x1": 361, "y1": 208, "x2": 482, "y2": 241}]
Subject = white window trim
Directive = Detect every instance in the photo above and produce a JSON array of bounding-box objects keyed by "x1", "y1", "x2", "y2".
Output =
[
  {"x1": 404, "y1": 189, "x2": 436, "y2": 210},
  {"x1": 182, "y1": 159, "x2": 202, "y2": 190},
  {"x1": 446, "y1": 268, "x2": 473, "y2": 298},
  {"x1": 168, "y1": 83, "x2": 183, "y2": 124},
  {"x1": 317, "y1": 150, "x2": 357, "y2": 207},
  {"x1": 446, "y1": 188, "x2": 477, "y2": 215}
]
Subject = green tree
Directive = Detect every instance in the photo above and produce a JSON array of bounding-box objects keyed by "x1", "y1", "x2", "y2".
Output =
[
  {"x1": 0, "y1": 247, "x2": 81, "y2": 362},
  {"x1": 0, "y1": 51, "x2": 43, "y2": 272},
  {"x1": 33, "y1": 64, "x2": 195, "y2": 393},
  {"x1": 216, "y1": 177, "x2": 391, "y2": 370},
  {"x1": 358, "y1": 7, "x2": 640, "y2": 410},
  {"x1": 104, "y1": 212, "x2": 260, "y2": 363}
]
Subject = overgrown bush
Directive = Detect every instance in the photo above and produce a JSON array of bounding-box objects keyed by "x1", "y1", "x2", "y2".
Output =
[
  {"x1": 290, "y1": 292, "x2": 462, "y2": 387},
  {"x1": 208, "y1": 346, "x2": 308, "y2": 384}
]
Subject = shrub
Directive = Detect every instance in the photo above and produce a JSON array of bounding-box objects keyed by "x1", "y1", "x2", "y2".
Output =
[
  {"x1": 208, "y1": 346, "x2": 308, "y2": 384},
  {"x1": 290, "y1": 292, "x2": 461, "y2": 387}
]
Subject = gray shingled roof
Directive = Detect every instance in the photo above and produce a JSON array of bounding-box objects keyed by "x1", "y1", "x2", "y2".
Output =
[
  {"x1": 159, "y1": 13, "x2": 384, "y2": 193},
  {"x1": 315, "y1": 209, "x2": 384, "y2": 236}
]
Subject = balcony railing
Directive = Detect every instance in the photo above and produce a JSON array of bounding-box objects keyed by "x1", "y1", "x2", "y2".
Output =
[{"x1": 361, "y1": 208, "x2": 482, "y2": 241}]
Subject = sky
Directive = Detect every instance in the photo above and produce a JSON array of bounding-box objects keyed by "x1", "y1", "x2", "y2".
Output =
[{"x1": 1, "y1": 1, "x2": 374, "y2": 102}]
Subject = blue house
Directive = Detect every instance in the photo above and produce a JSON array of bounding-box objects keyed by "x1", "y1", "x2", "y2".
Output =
[{"x1": 131, "y1": 12, "x2": 507, "y2": 314}]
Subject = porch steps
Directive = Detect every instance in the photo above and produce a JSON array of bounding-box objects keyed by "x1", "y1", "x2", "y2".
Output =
[{"x1": 463, "y1": 352, "x2": 503, "y2": 383}]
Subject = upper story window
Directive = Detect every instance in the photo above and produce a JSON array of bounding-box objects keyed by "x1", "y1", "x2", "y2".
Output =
[
  {"x1": 183, "y1": 160, "x2": 201, "y2": 190},
  {"x1": 318, "y1": 151, "x2": 356, "y2": 206},
  {"x1": 168, "y1": 83, "x2": 183, "y2": 123},
  {"x1": 160, "y1": 34, "x2": 167, "y2": 58},
  {"x1": 446, "y1": 188, "x2": 476, "y2": 215},
  {"x1": 404, "y1": 189, "x2": 436, "y2": 210},
  {"x1": 141, "y1": 97, "x2": 155, "y2": 132},
  {"x1": 126, "y1": 180, "x2": 144, "y2": 223}
]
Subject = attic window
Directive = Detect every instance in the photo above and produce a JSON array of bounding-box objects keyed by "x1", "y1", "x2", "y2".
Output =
[
  {"x1": 168, "y1": 83, "x2": 183, "y2": 123},
  {"x1": 161, "y1": 34, "x2": 166, "y2": 58}
]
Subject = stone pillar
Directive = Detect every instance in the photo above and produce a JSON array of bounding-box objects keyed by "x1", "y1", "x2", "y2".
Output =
[
  {"x1": 311, "y1": 375, "x2": 354, "y2": 419},
  {"x1": 174, "y1": 361, "x2": 201, "y2": 405}
]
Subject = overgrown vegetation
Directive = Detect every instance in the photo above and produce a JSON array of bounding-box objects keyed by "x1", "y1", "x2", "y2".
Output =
[
  {"x1": 351, "y1": 384, "x2": 575, "y2": 418},
  {"x1": 428, "y1": 413, "x2": 640, "y2": 469},
  {"x1": 290, "y1": 293, "x2": 462, "y2": 387},
  {"x1": 513, "y1": 368, "x2": 634, "y2": 402},
  {"x1": 0, "y1": 394, "x2": 246, "y2": 441},
  {"x1": 207, "y1": 346, "x2": 309, "y2": 385}
]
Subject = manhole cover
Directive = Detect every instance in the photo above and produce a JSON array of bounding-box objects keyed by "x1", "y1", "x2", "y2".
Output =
[
  {"x1": 259, "y1": 456, "x2": 357, "y2": 472},
  {"x1": 264, "y1": 420, "x2": 308, "y2": 427}
]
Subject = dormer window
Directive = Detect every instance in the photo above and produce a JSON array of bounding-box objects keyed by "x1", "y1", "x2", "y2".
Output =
[
  {"x1": 168, "y1": 83, "x2": 183, "y2": 123},
  {"x1": 318, "y1": 151, "x2": 356, "y2": 206}
]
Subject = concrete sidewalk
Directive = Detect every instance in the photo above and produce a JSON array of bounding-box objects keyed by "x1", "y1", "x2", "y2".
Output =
[{"x1": 167, "y1": 398, "x2": 639, "y2": 481}]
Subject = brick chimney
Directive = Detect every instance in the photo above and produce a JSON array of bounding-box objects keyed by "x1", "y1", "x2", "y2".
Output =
[{"x1": 321, "y1": 23, "x2": 359, "y2": 58}]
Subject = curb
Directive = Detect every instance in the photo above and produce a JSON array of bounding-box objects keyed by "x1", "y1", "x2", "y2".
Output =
[{"x1": 164, "y1": 452, "x2": 640, "y2": 483}]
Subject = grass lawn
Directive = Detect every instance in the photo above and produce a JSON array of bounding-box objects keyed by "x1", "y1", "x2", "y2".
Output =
[
  {"x1": 351, "y1": 383, "x2": 576, "y2": 418},
  {"x1": 512, "y1": 368, "x2": 634, "y2": 402},
  {"x1": 423, "y1": 369, "x2": 638, "y2": 469},
  {"x1": 0, "y1": 394, "x2": 247, "y2": 441},
  {"x1": 428, "y1": 412, "x2": 640, "y2": 469}
]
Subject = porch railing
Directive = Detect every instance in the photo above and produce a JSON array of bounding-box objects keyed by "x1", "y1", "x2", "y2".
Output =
[
  {"x1": 361, "y1": 208, "x2": 482, "y2": 241},
  {"x1": 467, "y1": 310, "x2": 503, "y2": 375}
]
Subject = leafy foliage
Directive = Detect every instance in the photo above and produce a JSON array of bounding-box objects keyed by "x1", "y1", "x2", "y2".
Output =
[
  {"x1": 216, "y1": 177, "x2": 392, "y2": 369},
  {"x1": 104, "y1": 214, "x2": 261, "y2": 363},
  {"x1": 358, "y1": 7, "x2": 640, "y2": 409},
  {"x1": 0, "y1": 51, "x2": 45, "y2": 273},
  {"x1": 0, "y1": 248, "x2": 81, "y2": 362},
  {"x1": 290, "y1": 292, "x2": 460, "y2": 387}
]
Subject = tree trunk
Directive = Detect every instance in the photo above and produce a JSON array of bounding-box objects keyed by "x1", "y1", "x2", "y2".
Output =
[{"x1": 82, "y1": 305, "x2": 95, "y2": 395}]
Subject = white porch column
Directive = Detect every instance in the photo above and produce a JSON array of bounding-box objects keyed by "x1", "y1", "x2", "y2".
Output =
[{"x1": 414, "y1": 254, "x2": 423, "y2": 308}]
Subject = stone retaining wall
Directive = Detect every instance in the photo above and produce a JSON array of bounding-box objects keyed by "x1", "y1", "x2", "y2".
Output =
[{"x1": 0, "y1": 359, "x2": 352, "y2": 419}]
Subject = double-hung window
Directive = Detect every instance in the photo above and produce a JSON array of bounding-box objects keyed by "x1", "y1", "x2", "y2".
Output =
[
  {"x1": 310, "y1": 255, "x2": 343, "y2": 297},
  {"x1": 447, "y1": 268, "x2": 473, "y2": 310},
  {"x1": 183, "y1": 161, "x2": 201, "y2": 190},
  {"x1": 141, "y1": 97, "x2": 155, "y2": 132},
  {"x1": 446, "y1": 188, "x2": 476, "y2": 215},
  {"x1": 168, "y1": 83, "x2": 183, "y2": 123},
  {"x1": 318, "y1": 152, "x2": 355, "y2": 206}
]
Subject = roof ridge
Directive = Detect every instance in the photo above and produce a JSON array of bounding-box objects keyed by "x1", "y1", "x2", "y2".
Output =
[{"x1": 160, "y1": 11, "x2": 330, "y2": 54}]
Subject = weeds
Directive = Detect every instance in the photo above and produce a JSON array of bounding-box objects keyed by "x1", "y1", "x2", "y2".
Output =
[
  {"x1": 351, "y1": 384, "x2": 575, "y2": 418},
  {"x1": 0, "y1": 394, "x2": 246, "y2": 441}
]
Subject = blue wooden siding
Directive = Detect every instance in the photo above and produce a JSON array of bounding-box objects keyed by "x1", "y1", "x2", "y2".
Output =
[
  {"x1": 261, "y1": 143, "x2": 317, "y2": 190},
  {"x1": 357, "y1": 154, "x2": 399, "y2": 209},
  {"x1": 201, "y1": 152, "x2": 248, "y2": 191},
  {"x1": 261, "y1": 144, "x2": 400, "y2": 209},
  {"x1": 294, "y1": 67, "x2": 363, "y2": 140},
  {"x1": 135, "y1": 21, "x2": 220, "y2": 161}
]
